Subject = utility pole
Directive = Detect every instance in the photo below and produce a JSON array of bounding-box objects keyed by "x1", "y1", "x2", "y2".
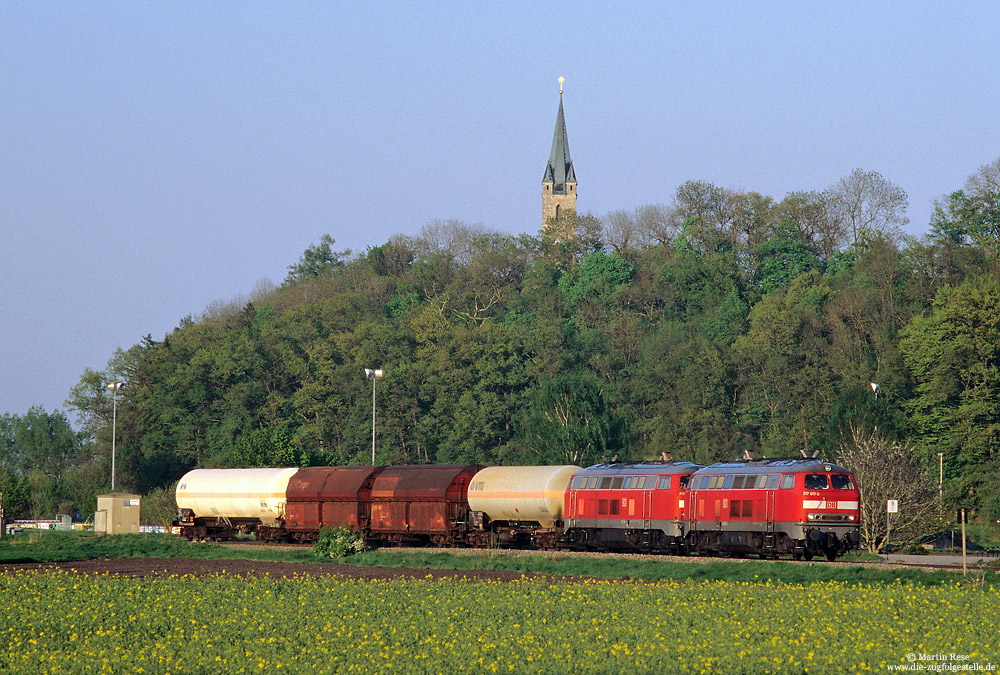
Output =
[
  {"x1": 107, "y1": 381, "x2": 123, "y2": 491},
  {"x1": 961, "y1": 508, "x2": 967, "y2": 577},
  {"x1": 938, "y1": 452, "x2": 943, "y2": 500},
  {"x1": 364, "y1": 369, "x2": 383, "y2": 465}
]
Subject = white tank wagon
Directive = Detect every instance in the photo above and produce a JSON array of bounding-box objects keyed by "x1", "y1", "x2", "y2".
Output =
[
  {"x1": 175, "y1": 467, "x2": 298, "y2": 540},
  {"x1": 466, "y1": 465, "x2": 580, "y2": 548}
]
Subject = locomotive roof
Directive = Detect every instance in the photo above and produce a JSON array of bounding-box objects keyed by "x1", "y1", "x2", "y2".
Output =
[
  {"x1": 578, "y1": 461, "x2": 702, "y2": 475},
  {"x1": 697, "y1": 458, "x2": 851, "y2": 474}
]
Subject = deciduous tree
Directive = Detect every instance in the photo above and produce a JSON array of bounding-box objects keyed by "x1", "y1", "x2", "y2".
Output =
[
  {"x1": 827, "y1": 168, "x2": 909, "y2": 246},
  {"x1": 520, "y1": 371, "x2": 628, "y2": 466},
  {"x1": 776, "y1": 191, "x2": 846, "y2": 263},
  {"x1": 836, "y1": 425, "x2": 938, "y2": 553},
  {"x1": 900, "y1": 275, "x2": 1000, "y2": 519}
]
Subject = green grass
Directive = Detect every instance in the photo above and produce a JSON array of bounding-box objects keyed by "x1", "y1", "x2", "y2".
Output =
[
  {"x1": 0, "y1": 531, "x2": 317, "y2": 565},
  {"x1": 349, "y1": 549, "x2": 980, "y2": 587},
  {"x1": 3, "y1": 530, "x2": 992, "y2": 588}
]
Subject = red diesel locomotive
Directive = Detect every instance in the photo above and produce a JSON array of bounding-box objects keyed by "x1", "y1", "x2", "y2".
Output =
[
  {"x1": 561, "y1": 461, "x2": 701, "y2": 554},
  {"x1": 558, "y1": 458, "x2": 858, "y2": 560},
  {"x1": 685, "y1": 458, "x2": 859, "y2": 560}
]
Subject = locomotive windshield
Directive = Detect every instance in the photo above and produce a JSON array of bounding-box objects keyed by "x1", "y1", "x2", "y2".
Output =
[
  {"x1": 831, "y1": 474, "x2": 855, "y2": 490},
  {"x1": 804, "y1": 474, "x2": 829, "y2": 489}
]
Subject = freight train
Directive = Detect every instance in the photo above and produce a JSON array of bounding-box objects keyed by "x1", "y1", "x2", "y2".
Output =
[{"x1": 176, "y1": 459, "x2": 860, "y2": 561}]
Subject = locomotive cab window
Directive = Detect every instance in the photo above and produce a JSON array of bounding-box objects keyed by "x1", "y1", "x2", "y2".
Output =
[
  {"x1": 780, "y1": 475, "x2": 795, "y2": 489},
  {"x1": 804, "y1": 474, "x2": 829, "y2": 490},
  {"x1": 679, "y1": 476, "x2": 689, "y2": 490},
  {"x1": 831, "y1": 474, "x2": 855, "y2": 490},
  {"x1": 657, "y1": 476, "x2": 671, "y2": 490}
]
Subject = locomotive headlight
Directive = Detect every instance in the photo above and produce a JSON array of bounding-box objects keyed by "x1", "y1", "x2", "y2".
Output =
[
  {"x1": 807, "y1": 513, "x2": 817, "y2": 521},
  {"x1": 847, "y1": 515, "x2": 856, "y2": 522}
]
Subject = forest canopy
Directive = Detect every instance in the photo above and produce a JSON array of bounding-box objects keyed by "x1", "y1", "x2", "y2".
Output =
[{"x1": 5, "y1": 161, "x2": 1000, "y2": 526}]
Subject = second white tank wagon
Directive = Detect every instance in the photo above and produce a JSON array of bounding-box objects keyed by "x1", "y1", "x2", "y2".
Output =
[{"x1": 467, "y1": 465, "x2": 580, "y2": 528}]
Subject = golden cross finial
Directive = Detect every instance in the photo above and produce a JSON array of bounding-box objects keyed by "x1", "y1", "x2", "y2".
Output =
[{"x1": 558, "y1": 76, "x2": 565, "y2": 94}]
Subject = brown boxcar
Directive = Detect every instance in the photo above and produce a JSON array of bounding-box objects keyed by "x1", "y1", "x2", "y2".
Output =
[
  {"x1": 280, "y1": 466, "x2": 382, "y2": 541},
  {"x1": 369, "y1": 464, "x2": 481, "y2": 546}
]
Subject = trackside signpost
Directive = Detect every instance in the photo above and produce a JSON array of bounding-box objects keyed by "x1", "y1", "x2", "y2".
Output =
[{"x1": 886, "y1": 499, "x2": 898, "y2": 553}]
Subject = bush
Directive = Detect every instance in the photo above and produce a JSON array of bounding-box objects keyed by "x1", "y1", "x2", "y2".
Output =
[{"x1": 313, "y1": 526, "x2": 365, "y2": 558}]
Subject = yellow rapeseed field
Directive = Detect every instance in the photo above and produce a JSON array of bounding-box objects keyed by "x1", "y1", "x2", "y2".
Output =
[{"x1": 0, "y1": 570, "x2": 996, "y2": 674}]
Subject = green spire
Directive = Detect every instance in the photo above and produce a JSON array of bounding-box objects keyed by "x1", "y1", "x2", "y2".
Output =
[{"x1": 542, "y1": 90, "x2": 575, "y2": 194}]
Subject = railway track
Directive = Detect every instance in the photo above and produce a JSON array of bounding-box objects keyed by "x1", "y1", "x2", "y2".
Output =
[{"x1": 213, "y1": 540, "x2": 1000, "y2": 573}]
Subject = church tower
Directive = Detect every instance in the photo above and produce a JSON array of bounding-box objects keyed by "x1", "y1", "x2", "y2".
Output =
[{"x1": 542, "y1": 77, "x2": 577, "y2": 232}]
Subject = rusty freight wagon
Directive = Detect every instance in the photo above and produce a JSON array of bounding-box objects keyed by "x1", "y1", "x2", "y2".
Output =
[
  {"x1": 369, "y1": 465, "x2": 481, "y2": 546},
  {"x1": 272, "y1": 466, "x2": 383, "y2": 542}
]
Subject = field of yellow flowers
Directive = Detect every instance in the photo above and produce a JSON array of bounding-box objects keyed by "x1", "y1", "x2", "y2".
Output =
[{"x1": 0, "y1": 570, "x2": 996, "y2": 674}]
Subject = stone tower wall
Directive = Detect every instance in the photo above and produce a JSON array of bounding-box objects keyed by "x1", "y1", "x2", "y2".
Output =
[{"x1": 542, "y1": 182, "x2": 577, "y2": 230}]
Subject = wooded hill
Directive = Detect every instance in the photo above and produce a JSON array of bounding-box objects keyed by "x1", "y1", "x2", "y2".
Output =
[{"x1": 4, "y1": 164, "x2": 1000, "y2": 531}]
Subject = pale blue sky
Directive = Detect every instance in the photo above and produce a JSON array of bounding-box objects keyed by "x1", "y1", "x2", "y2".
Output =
[{"x1": 2, "y1": 2, "x2": 999, "y2": 419}]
